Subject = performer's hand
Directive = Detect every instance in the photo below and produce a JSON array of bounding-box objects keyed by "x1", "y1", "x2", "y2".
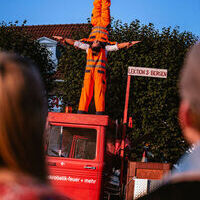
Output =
[
  {"x1": 53, "y1": 36, "x2": 63, "y2": 41},
  {"x1": 53, "y1": 36, "x2": 66, "y2": 45},
  {"x1": 127, "y1": 41, "x2": 141, "y2": 48}
]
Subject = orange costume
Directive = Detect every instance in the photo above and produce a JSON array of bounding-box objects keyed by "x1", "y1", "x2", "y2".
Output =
[{"x1": 78, "y1": 0, "x2": 116, "y2": 115}]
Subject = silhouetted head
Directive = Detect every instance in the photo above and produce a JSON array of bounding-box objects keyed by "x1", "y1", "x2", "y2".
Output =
[
  {"x1": 0, "y1": 52, "x2": 48, "y2": 182},
  {"x1": 179, "y1": 43, "x2": 200, "y2": 144}
]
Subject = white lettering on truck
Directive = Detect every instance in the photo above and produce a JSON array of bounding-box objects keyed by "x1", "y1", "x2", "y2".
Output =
[{"x1": 49, "y1": 175, "x2": 96, "y2": 184}]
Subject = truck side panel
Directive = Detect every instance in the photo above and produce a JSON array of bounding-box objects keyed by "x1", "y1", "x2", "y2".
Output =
[{"x1": 47, "y1": 124, "x2": 105, "y2": 200}]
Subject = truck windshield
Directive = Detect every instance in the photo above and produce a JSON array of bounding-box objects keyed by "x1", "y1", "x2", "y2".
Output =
[{"x1": 47, "y1": 126, "x2": 97, "y2": 160}]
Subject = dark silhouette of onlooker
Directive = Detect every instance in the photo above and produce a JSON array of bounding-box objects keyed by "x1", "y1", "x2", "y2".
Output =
[
  {"x1": 0, "y1": 52, "x2": 70, "y2": 199},
  {"x1": 138, "y1": 43, "x2": 200, "y2": 199}
]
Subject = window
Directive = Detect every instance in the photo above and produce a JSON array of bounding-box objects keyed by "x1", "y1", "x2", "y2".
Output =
[
  {"x1": 47, "y1": 126, "x2": 97, "y2": 160},
  {"x1": 47, "y1": 126, "x2": 62, "y2": 157}
]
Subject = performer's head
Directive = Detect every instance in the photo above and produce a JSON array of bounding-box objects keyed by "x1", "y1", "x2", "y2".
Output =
[
  {"x1": 179, "y1": 42, "x2": 200, "y2": 145},
  {"x1": 92, "y1": 40, "x2": 101, "y2": 48},
  {"x1": 91, "y1": 40, "x2": 101, "y2": 53}
]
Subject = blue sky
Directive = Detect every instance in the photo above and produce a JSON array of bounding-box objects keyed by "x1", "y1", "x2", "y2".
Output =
[{"x1": 0, "y1": 0, "x2": 199, "y2": 37}]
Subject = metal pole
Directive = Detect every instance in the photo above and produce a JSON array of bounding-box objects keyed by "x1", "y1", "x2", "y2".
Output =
[
  {"x1": 123, "y1": 75, "x2": 131, "y2": 125},
  {"x1": 120, "y1": 75, "x2": 131, "y2": 194}
]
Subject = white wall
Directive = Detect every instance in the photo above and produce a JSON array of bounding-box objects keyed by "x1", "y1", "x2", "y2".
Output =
[{"x1": 37, "y1": 37, "x2": 58, "y2": 70}]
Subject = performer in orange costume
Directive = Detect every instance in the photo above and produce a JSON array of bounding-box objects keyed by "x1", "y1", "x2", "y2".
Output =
[{"x1": 54, "y1": 0, "x2": 140, "y2": 115}]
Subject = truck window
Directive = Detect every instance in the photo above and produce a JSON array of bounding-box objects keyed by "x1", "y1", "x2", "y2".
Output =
[
  {"x1": 47, "y1": 126, "x2": 62, "y2": 157},
  {"x1": 47, "y1": 126, "x2": 97, "y2": 160}
]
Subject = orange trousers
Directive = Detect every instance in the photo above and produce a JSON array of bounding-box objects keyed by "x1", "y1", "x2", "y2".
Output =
[{"x1": 78, "y1": 67, "x2": 106, "y2": 114}]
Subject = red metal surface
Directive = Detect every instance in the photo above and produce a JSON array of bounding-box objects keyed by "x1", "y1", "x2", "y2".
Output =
[
  {"x1": 48, "y1": 158, "x2": 102, "y2": 200},
  {"x1": 120, "y1": 75, "x2": 131, "y2": 186},
  {"x1": 48, "y1": 112, "x2": 110, "y2": 126},
  {"x1": 47, "y1": 113, "x2": 107, "y2": 200},
  {"x1": 69, "y1": 135, "x2": 88, "y2": 158},
  {"x1": 123, "y1": 75, "x2": 131, "y2": 125}
]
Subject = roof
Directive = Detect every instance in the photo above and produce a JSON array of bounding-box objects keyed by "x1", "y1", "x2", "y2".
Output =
[
  {"x1": 17, "y1": 23, "x2": 91, "y2": 40},
  {"x1": 14, "y1": 24, "x2": 92, "y2": 81}
]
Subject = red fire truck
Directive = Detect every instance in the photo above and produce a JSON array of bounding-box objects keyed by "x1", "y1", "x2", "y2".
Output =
[
  {"x1": 46, "y1": 73, "x2": 135, "y2": 200},
  {"x1": 47, "y1": 112, "x2": 123, "y2": 200}
]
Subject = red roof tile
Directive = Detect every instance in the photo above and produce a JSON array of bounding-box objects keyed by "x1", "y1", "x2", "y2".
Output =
[
  {"x1": 16, "y1": 23, "x2": 91, "y2": 40},
  {"x1": 54, "y1": 70, "x2": 64, "y2": 80}
]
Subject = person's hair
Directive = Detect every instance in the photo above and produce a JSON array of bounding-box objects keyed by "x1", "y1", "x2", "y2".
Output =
[
  {"x1": 92, "y1": 46, "x2": 101, "y2": 53},
  {"x1": 179, "y1": 42, "x2": 200, "y2": 130},
  {"x1": 91, "y1": 41, "x2": 106, "y2": 54},
  {"x1": 0, "y1": 52, "x2": 48, "y2": 182}
]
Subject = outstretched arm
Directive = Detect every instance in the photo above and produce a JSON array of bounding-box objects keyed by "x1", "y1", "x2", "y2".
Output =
[
  {"x1": 117, "y1": 41, "x2": 141, "y2": 49},
  {"x1": 53, "y1": 36, "x2": 76, "y2": 46},
  {"x1": 64, "y1": 38, "x2": 76, "y2": 45},
  {"x1": 53, "y1": 36, "x2": 89, "y2": 51}
]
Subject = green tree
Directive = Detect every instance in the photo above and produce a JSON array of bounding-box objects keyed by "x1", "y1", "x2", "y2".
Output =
[
  {"x1": 0, "y1": 21, "x2": 54, "y2": 94},
  {"x1": 57, "y1": 19, "x2": 198, "y2": 163}
]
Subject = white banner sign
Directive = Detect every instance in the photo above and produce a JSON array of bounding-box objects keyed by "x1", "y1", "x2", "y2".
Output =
[{"x1": 128, "y1": 67, "x2": 167, "y2": 78}]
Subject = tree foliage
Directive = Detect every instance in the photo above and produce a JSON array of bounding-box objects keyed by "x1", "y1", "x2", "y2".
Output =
[
  {"x1": 57, "y1": 19, "x2": 198, "y2": 163},
  {"x1": 0, "y1": 21, "x2": 54, "y2": 94}
]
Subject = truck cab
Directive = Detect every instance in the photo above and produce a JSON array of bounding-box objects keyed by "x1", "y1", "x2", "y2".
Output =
[{"x1": 46, "y1": 112, "x2": 121, "y2": 200}]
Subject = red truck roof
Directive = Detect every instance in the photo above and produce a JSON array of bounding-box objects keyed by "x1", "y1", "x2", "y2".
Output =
[{"x1": 48, "y1": 112, "x2": 114, "y2": 127}]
